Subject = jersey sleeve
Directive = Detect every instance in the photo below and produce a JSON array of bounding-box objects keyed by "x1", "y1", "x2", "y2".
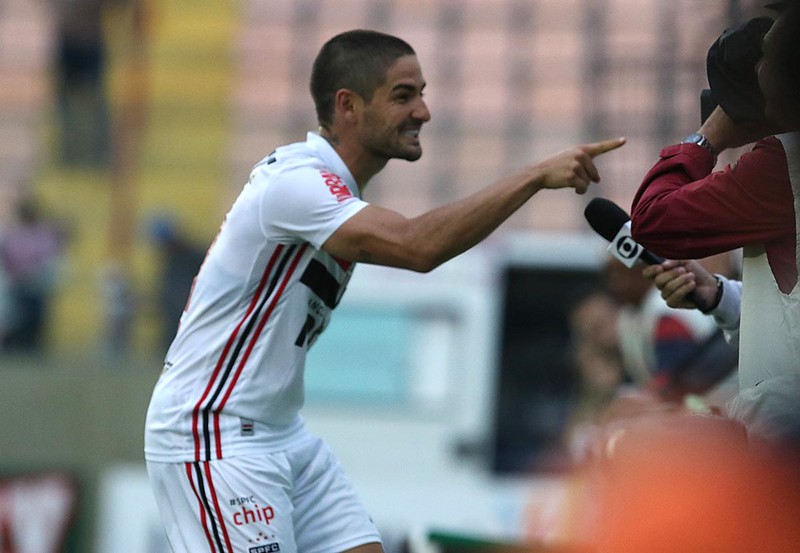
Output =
[{"x1": 258, "y1": 166, "x2": 369, "y2": 249}]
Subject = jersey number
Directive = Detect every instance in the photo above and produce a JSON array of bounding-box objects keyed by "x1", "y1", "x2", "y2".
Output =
[{"x1": 295, "y1": 314, "x2": 324, "y2": 348}]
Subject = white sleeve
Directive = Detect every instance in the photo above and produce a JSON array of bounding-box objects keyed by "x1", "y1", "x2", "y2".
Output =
[
  {"x1": 711, "y1": 276, "x2": 742, "y2": 346},
  {"x1": 259, "y1": 166, "x2": 368, "y2": 249}
]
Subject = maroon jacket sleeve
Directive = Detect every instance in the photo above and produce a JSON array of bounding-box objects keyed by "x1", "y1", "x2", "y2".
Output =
[{"x1": 630, "y1": 137, "x2": 795, "y2": 259}]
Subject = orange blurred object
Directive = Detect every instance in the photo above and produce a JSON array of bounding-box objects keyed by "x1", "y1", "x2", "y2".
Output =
[{"x1": 594, "y1": 412, "x2": 800, "y2": 553}]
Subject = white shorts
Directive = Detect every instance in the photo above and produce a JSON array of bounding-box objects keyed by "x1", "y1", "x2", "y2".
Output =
[{"x1": 147, "y1": 437, "x2": 382, "y2": 553}]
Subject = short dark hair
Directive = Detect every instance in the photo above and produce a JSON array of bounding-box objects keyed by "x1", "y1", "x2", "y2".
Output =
[{"x1": 310, "y1": 29, "x2": 416, "y2": 129}]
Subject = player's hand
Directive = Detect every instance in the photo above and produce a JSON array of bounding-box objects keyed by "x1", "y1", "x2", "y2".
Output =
[
  {"x1": 537, "y1": 137, "x2": 626, "y2": 194},
  {"x1": 642, "y1": 259, "x2": 717, "y2": 310}
]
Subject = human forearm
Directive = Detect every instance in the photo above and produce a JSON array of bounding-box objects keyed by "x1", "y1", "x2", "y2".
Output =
[
  {"x1": 325, "y1": 138, "x2": 626, "y2": 271},
  {"x1": 631, "y1": 136, "x2": 794, "y2": 261},
  {"x1": 697, "y1": 106, "x2": 765, "y2": 154},
  {"x1": 324, "y1": 164, "x2": 546, "y2": 272},
  {"x1": 629, "y1": 147, "x2": 722, "y2": 259},
  {"x1": 410, "y1": 137, "x2": 627, "y2": 269},
  {"x1": 406, "y1": 166, "x2": 546, "y2": 270},
  {"x1": 630, "y1": 105, "x2": 793, "y2": 260}
]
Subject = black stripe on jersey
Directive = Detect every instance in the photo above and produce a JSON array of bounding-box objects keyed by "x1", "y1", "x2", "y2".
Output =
[
  {"x1": 192, "y1": 462, "x2": 228, "y2": 553},
  {"x1": 252, "y1": 151, "x2": 277, "y2": 171},
  {"x1": 300, "y1": 258, "x2": 341, "y2": 309},
  {"x1": 200, "y1": 244, "x2": 298, "y2": 461}
]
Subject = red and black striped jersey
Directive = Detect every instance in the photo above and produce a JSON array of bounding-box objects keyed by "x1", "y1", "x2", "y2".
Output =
[{"x1": 145, "y1": 133, "x2": 368, "y2": 462}]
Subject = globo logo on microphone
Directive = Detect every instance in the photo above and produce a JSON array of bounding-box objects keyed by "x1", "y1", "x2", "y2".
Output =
[
  {"x1": 608, "y1": 221, "x2": 644, "y2": 268},
  {"x1": 616, "y1": 236, "x2": 642, "y2": 259}
]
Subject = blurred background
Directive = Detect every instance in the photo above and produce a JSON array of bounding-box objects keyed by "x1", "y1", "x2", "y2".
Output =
[{"x1": 0, "y1": 0, "x2": 764, "y2": 551}]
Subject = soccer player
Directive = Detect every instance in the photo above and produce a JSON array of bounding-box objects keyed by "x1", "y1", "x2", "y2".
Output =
[{"x1": 144, "y1": 29, "x2": 625, "y2": 553}]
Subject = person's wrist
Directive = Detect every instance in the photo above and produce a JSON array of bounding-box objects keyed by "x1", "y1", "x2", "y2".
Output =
[
  {"x1": 699, "y1": 274, "x2": 724, "y2": 314},
  {"x1": 525, "y1": 165, "x2": 546, "y2": 192},
  {"x1": 681, "y1": 133, "x2": 719, "y2": 157},
  {"x1": 697, "y1": 106, "x2": 737, "y2": 153}
]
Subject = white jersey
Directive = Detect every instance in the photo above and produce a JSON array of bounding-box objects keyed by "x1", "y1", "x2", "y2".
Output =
[{"x1": 145, "y1": 132, "x2": 368, "y2": 463}]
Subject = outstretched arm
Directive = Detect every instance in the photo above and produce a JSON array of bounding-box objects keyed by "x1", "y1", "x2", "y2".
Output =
[{"x1": 323, "y1": 137, "x2": 626, "y2": 272}]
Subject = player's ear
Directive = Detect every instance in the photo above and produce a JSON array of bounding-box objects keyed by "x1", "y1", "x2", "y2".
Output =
[{"x1": 334, "y1": 89, "x2": 363, "y2": 124}]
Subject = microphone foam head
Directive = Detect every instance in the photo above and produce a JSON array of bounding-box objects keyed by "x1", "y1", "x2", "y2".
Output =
[{"x1": 584, "y1": 198, "x2": 631, "y2": 242}]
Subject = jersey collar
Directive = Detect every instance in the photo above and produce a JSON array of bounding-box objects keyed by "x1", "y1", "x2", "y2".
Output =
[{"x1": 306, "y1": 132, "x2": 362, "y2": 199}]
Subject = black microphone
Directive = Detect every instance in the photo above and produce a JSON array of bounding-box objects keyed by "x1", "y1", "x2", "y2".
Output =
[
  {"x1": 584, "y1": 197, "x2": 705, "y2": 308},
  {"x1": 584, "y1": 198, "x2": 665, "y2": 265}
]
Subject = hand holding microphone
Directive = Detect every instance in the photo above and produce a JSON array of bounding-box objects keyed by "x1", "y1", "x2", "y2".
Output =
[
  {"x1": 584, "y1": 198, "x2": 720, "y2": 312},
  {"x1": 642, "y1": 260, "x2": 722, "y2": 312}
]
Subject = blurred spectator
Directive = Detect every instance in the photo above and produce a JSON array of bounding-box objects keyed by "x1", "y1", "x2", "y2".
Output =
[
  {"x1": 0, "y1": 196, "x2": 67, "y2": 352},
  {"x1": 521, "y1": 290, "x2": 624, "y2": 548},
  {"x1": 605, "y1": 255, "x2": 737, "y2": 403},
  {"x1": 99, "y1": 261, "x2": 135, "y2": 356},
  {"x1": 148, "y1": 216, "x2": 206, "y2": 352},
  {"x1": 0, "y1": 187, "x2": 16, "y2": 344},
  {"x1": 50, "y1": 0, "x2": 147, "y2": 167},
  {"x1": 563, "y1": 289, "x2": 625, "y2": 465},
  {"x1": 52, "y1": 0, "x2": 111, "y2": 166},
  {"x1": 0, "y1": 259, "x2": 10, "y2": 344}
]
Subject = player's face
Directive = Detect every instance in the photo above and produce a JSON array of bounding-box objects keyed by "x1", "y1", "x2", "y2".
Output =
[{"x1": 358, "y1": 55, "x2": 431, "y2": 162}]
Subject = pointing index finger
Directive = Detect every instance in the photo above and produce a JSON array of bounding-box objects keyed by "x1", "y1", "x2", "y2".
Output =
[{"x1": 585, "y1": 137, "x2": 627, "y2": 157}]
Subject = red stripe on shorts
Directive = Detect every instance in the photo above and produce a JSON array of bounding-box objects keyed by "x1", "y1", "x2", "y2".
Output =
[{"x1": 185, "y1": 462, "x2": 218, "y2": 553}]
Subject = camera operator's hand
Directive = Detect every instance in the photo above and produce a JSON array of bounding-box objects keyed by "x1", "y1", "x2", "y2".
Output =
[{"x1": 698, "y1": 106, "x2": 779, "y2": 154}]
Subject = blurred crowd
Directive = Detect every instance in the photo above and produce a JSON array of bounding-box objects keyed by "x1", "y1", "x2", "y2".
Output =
[
  {"x1": 563, "y1": 252, "x2": 741, "y2": 466},
  {"x1": 523, "y1": 250, "x2": 800, "y2": 552},
  {"x1": 0, "y1": 192, "x2": 68, "y2": 354},
  {"x1": 0, "y1": 193, "x2": 206, "y2": 357}
]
